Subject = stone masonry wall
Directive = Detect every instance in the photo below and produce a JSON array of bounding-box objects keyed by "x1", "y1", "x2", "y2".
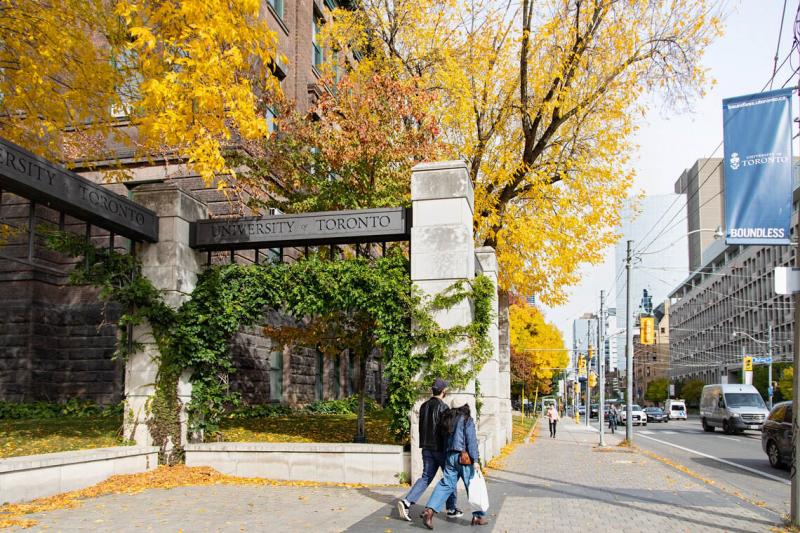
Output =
[{"x1": 0, "y1": 278, "x2": 123, "y2": 404}]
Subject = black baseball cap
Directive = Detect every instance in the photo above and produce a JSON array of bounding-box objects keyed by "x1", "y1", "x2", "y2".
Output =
[{"x1": 433, "y1": 378, "x2": 448, "y2": 391}]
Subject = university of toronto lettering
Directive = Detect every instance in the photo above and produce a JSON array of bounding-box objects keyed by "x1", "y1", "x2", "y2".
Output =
[
  {"x1": 191, "y1": 208, "x2": 410, "y2": 250},
  {"x1": 0, "y1": 137, "x2": 158, "y2": 242}
]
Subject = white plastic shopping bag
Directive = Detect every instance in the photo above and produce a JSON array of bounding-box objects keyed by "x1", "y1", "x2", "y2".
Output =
[{"x1": 468, "y1": 467, "x2": 490, "y2": 512}]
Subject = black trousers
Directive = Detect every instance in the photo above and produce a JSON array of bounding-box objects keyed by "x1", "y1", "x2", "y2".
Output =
[{"x1": 549, "y1": 419, "x2": 557, "y2": 437}]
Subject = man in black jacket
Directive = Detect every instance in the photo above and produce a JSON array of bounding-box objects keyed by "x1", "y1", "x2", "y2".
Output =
[{"x1": 397, "y1": 378, "x2": 461, "y2": 521}]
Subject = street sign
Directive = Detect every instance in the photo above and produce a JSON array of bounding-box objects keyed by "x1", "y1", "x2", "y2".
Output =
[
  {"x1": 753, "y1": 356, "x2": 773, "y2": 364},
  {"x1": 743, "y1": 356, "x2": 753, "y2": 372},
  {"x1": 640, "y1": 316, "x2": 655, "y2": 345},
  {"x1": 775, "y1": 267, "x2": 800, "y2": 295}
]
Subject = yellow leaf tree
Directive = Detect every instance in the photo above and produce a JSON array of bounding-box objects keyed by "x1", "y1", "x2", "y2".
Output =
[
  {"x1": 509, "y1": 298, "x2": 568, "y2": 396},
  {"x1": 0, "y1": 0, "x2": 279, "y2": 184},
  {"x1": 0, "y1": 0, "x2": 121, "y2": 160},
  {"x1": 325, "y1": 0, "x2": 722, "y2": 304}
]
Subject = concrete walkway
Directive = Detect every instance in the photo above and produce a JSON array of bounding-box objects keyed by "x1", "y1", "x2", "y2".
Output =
[{"x1": 8, "y1": 418, "x2": 779, "y2": 532}]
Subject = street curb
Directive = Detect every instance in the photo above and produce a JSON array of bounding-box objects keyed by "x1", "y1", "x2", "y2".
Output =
[{"x1": 523, "y1": 416, "x2": 539, "y2": 444}]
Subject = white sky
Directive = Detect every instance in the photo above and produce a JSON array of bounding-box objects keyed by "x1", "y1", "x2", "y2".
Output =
[{"x1": 541, "y1": 0, "x2": 797, "y2": 348}]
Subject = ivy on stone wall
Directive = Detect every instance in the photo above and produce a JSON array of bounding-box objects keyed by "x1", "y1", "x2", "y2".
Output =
[{"x1": 47, "y1": 232, "x2": 495, "y2": 445}]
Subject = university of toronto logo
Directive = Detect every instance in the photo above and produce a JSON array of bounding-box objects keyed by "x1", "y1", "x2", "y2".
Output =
[{"x1": 729, "y1": 152, "x2": 740, "y2": 170}]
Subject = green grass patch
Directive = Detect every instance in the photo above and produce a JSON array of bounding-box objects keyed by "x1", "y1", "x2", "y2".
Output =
[
  {"x1": 0, "y1": 416, "x2": 128, "y2": 458},
  {"x1": 219, "y1": 410, "x2": 399, "y2": 445},
  {"x1": 512, "y1": 414, "x2": 537, "y2": 443}
]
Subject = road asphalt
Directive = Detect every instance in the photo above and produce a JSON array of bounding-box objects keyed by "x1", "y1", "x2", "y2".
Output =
[{"x1": 588, "y1": 414, "x2": 790, "y2": 518}]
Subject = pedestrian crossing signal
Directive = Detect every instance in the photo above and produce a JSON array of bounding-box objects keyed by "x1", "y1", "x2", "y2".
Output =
[{"x1": 640, "y1": 316, "x2": 655, "y2": 345}]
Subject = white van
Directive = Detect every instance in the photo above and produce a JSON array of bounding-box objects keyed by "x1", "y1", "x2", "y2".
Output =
[
  {"x1": 665, "y1": 399, "x2": 687, "y2": 420},
  {"x1": 700, "y1": 384, "x2": 770, "y2": 434}
]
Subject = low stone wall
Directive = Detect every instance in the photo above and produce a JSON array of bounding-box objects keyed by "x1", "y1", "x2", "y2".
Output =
[
  {"x1": 185, "y1": 442, "x2": 408, "y2": 485},
  {"x1": 0, "y1": 446, "x2": 158, "y2": 504}
]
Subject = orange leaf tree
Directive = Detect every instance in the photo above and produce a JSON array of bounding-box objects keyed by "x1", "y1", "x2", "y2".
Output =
[{"x1": 231, "y1": 71, "x2": 442, "y2": 212}]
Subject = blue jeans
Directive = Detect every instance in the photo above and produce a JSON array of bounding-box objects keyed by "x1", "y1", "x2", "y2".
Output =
[
  {"x1": 405, "y1": 449, "x2": 456, "y2": 509},
  {"x1": 425, "y1": 451, "x2": 486, "y2": 517}
]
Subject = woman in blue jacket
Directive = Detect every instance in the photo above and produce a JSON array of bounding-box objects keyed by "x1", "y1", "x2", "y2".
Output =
[{"x1": 420, "y1": 404, "x2": 488, "y2": 529}]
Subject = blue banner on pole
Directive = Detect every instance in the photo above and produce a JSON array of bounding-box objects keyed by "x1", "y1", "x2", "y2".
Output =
[{"x1": 723, "y1": 88, "x2": 794, "y2": 246}]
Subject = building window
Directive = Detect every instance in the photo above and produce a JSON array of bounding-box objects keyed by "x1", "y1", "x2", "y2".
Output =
[
  {"x1": 267, "y1": 0, "x2": 284, "y2": 19},
  {"x1": 265, "y1": 73, "x2": 284, "y2": 135},
  {"x1": 269, "y1": 350, "x2": 283, "y2": 402},
  {"x1": 312, "y1": 13, "x2": 324, "y2": 70}
]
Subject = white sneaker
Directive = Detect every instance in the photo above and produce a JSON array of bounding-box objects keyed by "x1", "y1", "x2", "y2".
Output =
[{"x1": 397, "y1": 499, "x2": 411, "y2": 522}]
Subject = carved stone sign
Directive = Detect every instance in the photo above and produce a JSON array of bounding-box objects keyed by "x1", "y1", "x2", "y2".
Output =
[
  {"x1": 0, "y1": 137, "x2": 158, "y2": 242},
  {"x1": 190, "y1": 207, "x2": 410, "y2": 250}
]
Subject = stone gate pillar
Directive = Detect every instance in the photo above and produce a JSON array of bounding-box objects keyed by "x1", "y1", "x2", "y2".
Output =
[
  {"x1": 124, "y1": 184, "x2": 207, "y2": 446},
  {"x1": 475, "y1": 247, "x2": 503, "y2": 460},
  {"x1": 409, "y1": 161, "x2": 475, "y2": 479},
  {"x1": 498, "y1": 292, "x2": 513, "y2": 443}
]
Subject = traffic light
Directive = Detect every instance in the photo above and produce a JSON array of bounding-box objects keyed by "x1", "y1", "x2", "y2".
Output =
[
  {"x1": 743, "y1": 356, "x2": 753, "y2": 372},
  {"x1": 588, "y1": 345, "x2": 595, "y2": 358},
  {"x1": 640, "y1": 316, "x2": 655, "y2": 345},
  {"x1": 588, "y1": 372, "x2": 597, "y2": 388}
]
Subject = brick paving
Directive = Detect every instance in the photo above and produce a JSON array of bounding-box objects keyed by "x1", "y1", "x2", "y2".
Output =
[{"x1": 7, "y1": 418, "x2": 779, "y2": 532}]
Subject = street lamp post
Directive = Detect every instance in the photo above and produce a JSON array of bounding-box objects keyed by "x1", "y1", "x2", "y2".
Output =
[{"x1": 732, "y1": 327, "x2": 773, "y2": 408}]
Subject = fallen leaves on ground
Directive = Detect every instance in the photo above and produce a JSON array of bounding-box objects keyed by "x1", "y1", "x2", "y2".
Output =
[
  {"x1": 0, "y1": 465, "x2": 379, "y2": 529},
  {"x1": 0, "y1": 417, "x2": 127, "y2": 458},
  {"x1": 220, "y1": 411, "x2": 399, "y2": 445}
]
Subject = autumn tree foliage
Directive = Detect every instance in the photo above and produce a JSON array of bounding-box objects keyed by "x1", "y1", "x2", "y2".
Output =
[
  {"x1": 509, "y1": 299, "x2": 568, "y2": 395},
  {"x1": 0, "y1": 0, "x2": 279, "y2": 184},
  {"x1": 232, "y1": 71, "x2": 442, "y2": 213},
  {"x1": 325, "y1": 0, "x2": 722, "y2": 303}
]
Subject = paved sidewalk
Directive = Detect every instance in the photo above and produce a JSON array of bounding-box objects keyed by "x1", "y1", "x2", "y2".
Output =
[{"x1": 7, "y1": 418, "x2": 779, "y2": 532}]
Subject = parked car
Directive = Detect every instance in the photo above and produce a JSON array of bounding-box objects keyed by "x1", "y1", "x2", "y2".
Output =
[
  {"x1": 644, "y1": 407, "x2": 669, "y2": 423},
  {"x1": 578, "y1": 405, "x2": 586, "y2": 416},
  {"x1": 590, "y1": 403, "x2": 600, "y2": 419},
  {"x1": 619, "y1": 404, "x2": 648, "y2": 426},
  {"x1": 665, "y1": 399, "x2": 688, "y2": 420},
  {"x1": 700, "y1": 384, "x2": 769, "y2": 434},
  {"x1": 762, "y1": 401, "x2": 793, "y2": 469}
]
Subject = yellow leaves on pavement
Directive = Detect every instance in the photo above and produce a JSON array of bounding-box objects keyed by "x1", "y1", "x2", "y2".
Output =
[{"x1": 0, "y1": 465, "x2": 382, "y2": 529}]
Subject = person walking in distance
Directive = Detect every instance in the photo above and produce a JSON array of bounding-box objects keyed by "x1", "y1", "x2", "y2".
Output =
[
  {"x1": 421, "y1": 404, "x2": 489, "y2": 529},
  {"x1": 396, "y1": 379, "x2": 462, "y2": 522},
  {"x1": 608, "y1": 404, "x2": 618, "y2": 434},
  {"x1": 546, "y1": 404, "x2": 560, "y2": 438}
]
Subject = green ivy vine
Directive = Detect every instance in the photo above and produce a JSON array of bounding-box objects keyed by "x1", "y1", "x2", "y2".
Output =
[{"x1": 47, "y1": 232, "x2": 494, "y2": 446}]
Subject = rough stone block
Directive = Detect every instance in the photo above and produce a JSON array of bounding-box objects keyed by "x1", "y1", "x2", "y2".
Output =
[{"x1": 411, "y1": 161, "x2": 474, "y2": 212}]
